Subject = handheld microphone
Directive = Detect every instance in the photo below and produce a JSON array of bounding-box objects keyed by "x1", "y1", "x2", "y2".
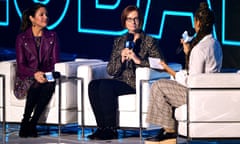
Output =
[
  {"x1": 44, "y1": 71, "x2": 60, "y2": 82},
  {"x1": 182, "y1": 28, "x2": 195, "y2": 43},
  {"x1": 176, "y1": 28, "x2": 195, "y2": 54},
  {"x1": 124, "y1": 33, "x2": 134, "y2": 68},
  {"x1": 124, "y1": 33, "x2": 134, "y2": 49}
]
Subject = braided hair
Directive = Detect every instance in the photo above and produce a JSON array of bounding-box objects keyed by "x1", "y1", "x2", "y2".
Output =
[{"x1": 185, "y1": 2, "x2": 215, "y2": 70}]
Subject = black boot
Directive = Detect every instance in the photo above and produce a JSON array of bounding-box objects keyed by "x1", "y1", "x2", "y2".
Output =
[
  {"x1": 97, "y1": 127, "x2": 118, "y2": 140},
  {"x1": 28, "y1": 121, "x2": 38, "y2": 137},
  {"x1": 87, "y1": 127, "x2": 104, "y2": 140},
  {"x1": 19, "y1": 120, "x2": 29, "y2": 138}
]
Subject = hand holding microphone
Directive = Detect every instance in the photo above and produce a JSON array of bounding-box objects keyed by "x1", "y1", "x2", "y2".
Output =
[
  {"x1": 181, "y1": 39, "x2": 191, "y2": 55},
  {"x1": 122, "y1": 33, "x2": 134, "y2": 63},
  {"x1": 34, "y1": 71, "x2": 47, "y2": 83},
  {"x1": 182, "y1": 30, "x2": 194, "y2": 43},
  {"x1": 176, "y1": 28, "x2": 195, "y2": 54},
  {"x1": 121, "y1": 30, "x2": 142, "y2": 64},
  {"x1": 34, "y1": 71, "x2": 60, "y2": 83},
  {"x1": 44, "y1": 71, "x2": 60, "y2": 82},
  {"x1": 121, "y1": 48, "x2": 131, "y2": 62}
]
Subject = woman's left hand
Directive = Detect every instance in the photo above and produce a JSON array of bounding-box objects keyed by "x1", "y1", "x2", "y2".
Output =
[
  {"x1": 160, "y1": 61, "x2": 176, "y2": 77},
  {"x1": 128, "y1": 49, "x2": 141, "y2": 64},
  {"x1": 160, "y1": 61, "x2": 168, "y2": 70},
  {"x1": 34, "y1": 71, "x2": 47, "y2": 83}
]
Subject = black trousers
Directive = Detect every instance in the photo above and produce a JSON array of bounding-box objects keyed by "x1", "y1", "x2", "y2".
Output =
[
  {"x1": 22, "y1": 81, "x2": 56, "y2": 125},
  {"x1": 88, "y1": 79, "x2": 135, "y2": 128}
]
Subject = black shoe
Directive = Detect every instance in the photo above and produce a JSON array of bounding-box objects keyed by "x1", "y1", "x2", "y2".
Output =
[
  {"x1": 28, "y1": 127, "x2": 38, "y2": 137},
  {"x1": 144, "y1": 129, "x2": 177, "y2": 143},
  {"x1": 19, "y1": 121, "x2": 29, "y2": 138},
  {"x1": 87, "y1": 128, "x2": 103, "y2": 140},
  {"x1": 96, "y1": 128, "x2": 118, "y2": 140},
  {"x1": 19, "y1": 127, "x2": 29, "y2": 137},
  {"x1": 28, "y1": 123, "x2": 38, "y2": 137}
]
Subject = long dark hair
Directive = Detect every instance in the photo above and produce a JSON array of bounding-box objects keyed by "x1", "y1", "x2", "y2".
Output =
[
  {"x1": 185, "y1": 2, "x2": 215, "y2": 69},
  {"x1": 20, "y1": 3, "x2": 47, "y2": 32}
]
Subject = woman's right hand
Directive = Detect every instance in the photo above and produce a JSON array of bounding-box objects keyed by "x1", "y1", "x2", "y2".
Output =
[
  {"x1": 34, "y1": 71, "x2": 47, "y2": 83},
  {"x1": 121, "y1": 48, "x2": 130, "y2": 63},
  {"x1": 181, "y1": 39, "x2": 191, "y2": 55},
  {"x1": 121, "y1": 48, "x2": 141, "y2": 64}
]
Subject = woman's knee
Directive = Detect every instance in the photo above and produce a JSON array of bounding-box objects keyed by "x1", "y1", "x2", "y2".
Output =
[
  {"x1": 89, "y1": 79, "x2": 101, "y2": 90},
  {"x1": 88, "y1": 79, "x2": 103, "y2": 100}
]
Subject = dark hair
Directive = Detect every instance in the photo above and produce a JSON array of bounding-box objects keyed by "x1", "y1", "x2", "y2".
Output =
[
  {"x1": 185, "y1": 2, "x2": 215, "y2": 69},
  {"x1": 20, "y1": 3, "x2": 47, "y2": 32},
  {"x1": 121, "y1": 5, "x2": 143, "y2": 29},
  {"x1": 191, "y1": 2, "x2": 215, "y2": 47}
]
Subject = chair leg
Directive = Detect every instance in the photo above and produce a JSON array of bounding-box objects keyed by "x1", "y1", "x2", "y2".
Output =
[{"x1": 122, "y1": 129, "x2": 126, "y2": 138}]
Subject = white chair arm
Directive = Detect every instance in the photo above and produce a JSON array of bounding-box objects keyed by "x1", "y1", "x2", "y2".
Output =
[
  {"x1": 55, "y1": 59, "x2": 103, "y2": 77},
  {"x1": 77, "y1": 62, "x2": 110, "y2": 81},
  {"x1": 187, "y1": 73, "x2": 240, "y2": 88}
]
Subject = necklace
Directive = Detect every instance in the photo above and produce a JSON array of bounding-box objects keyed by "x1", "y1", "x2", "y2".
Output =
[{"x1": 35, "y1": 37, "x2": 41, "y2": 49}]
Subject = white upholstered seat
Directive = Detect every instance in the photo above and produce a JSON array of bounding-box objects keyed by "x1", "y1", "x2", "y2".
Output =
[
  {"x1": 0, "y1": 59, "x2": 103, "y2": 125},
  {"x1": 175, "y1": 73, "x2": 240, "y2": 138},
  {"x1": 76, "y1": 62, "x2": 182, "y2": 129}
]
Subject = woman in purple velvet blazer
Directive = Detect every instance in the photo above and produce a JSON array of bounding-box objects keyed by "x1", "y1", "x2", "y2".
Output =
[{"x1": 15, "y1": 3, "x2": 59, "y2": 138}]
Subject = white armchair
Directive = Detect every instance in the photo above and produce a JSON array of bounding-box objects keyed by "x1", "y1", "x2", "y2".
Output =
[
  {"x1": 175, "y1": 73, "x2": 240, "y2": 141},
  {"x1": 76, "y1": 62, "x2": 111, "y2": 127},
  {"x1": 76, "y1": 62, "x2": 182, "y2": 131},
  {"x1": 0, "y1": 59, "x2": 103, "y2": 128}
]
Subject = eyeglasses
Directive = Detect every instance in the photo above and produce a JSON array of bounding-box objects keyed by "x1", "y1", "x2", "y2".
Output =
[{"x1": 126, "y1": 17, "x2": 139, "y2": 23}]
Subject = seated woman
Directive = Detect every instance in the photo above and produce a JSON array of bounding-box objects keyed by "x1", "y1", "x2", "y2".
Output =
[
  {"x1": 145, "y1": 2, "x2": 223, "y2": 144},
  {"x1": 16, "y1": 3, "x2": 59, "y2": 138},
  {"x1": 87, "y1": 5, "x2": 165, "y2": 140}
]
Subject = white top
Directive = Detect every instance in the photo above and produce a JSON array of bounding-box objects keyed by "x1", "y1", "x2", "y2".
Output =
[{"x1": 175, "y1": 34, "x2": 223, "y2": 86}]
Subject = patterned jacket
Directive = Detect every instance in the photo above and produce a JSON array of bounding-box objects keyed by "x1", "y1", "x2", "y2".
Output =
[{"x1": 107, "y1": 32, "x2": 164, "y2": 89}]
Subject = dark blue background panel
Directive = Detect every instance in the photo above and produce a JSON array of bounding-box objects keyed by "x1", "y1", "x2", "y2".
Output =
[{"x1": 0, "y1": 0, "x2": 240, "y2": 68}]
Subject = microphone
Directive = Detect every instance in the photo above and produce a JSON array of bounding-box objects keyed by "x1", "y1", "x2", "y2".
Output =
[
  {"x1": 44, "y1": 71, "x2": 61, "y2": 82},
  {"x1": 176, "y1": 28, "x2": 195, "y2": 54},
  {"x1": 124, "y1": 33, "x2": 134, "y2": 68},
  {"x1": 182, "y1": 28, "x2": 195, "y2": 42},
  {"x1": 124, "y1": 28, "x2": 142, "y2": 49},
  {"x1": 124, "y1": 33, "x2": 134, "y2": 49}
]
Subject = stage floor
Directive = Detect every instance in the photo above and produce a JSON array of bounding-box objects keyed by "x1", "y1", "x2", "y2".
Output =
[{"x1": 1, "y1": 123, "x2": 240, "y2": 144}]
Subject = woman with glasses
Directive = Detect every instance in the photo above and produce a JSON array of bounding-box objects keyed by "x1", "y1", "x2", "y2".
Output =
[{"x1": 87, "y1": 5, "x2": 164, "y2": 140}]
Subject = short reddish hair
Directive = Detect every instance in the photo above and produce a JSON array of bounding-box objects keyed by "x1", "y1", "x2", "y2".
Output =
[{"x1": 121, "y1": 5, "x2": 143, "y2": 28}]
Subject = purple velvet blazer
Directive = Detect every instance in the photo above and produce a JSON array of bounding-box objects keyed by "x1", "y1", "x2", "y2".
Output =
[{"x1": 15, "y1": 28, "x2": 60, "y2": 80}]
